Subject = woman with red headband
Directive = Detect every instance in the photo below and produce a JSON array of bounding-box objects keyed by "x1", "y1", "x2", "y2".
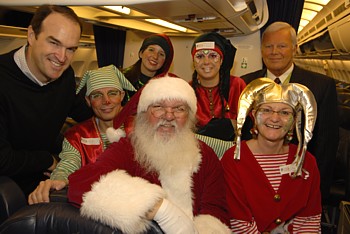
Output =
[{"x1": 190, "y1": 32, "x2": 246, "y2": 142}]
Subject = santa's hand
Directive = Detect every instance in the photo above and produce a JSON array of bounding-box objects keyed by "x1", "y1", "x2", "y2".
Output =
[{"x1": 153, "y1": 198, "x2": 198, "y2": 234}]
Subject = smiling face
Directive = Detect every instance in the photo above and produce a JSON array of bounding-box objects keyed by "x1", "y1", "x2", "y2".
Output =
[
  {"x1": 86, "y1": 87, "x2": 125, "y2": 122},
  {"x1": 139, "y1": 45, "x2": 166, "y2": 77},
  {"x1": 193, "y1": 49, "x2": 223, "y2": 86},
  {"x1": 253, "y1": 102, "x2": 295, "y2": 143},
  {"x1": 26, "y1": 12, "x2": 81, "y2": 83},
  {"x1": 146, "y1": 99, "x2": 189, "y2": 140},
  {"x1": 261, "y1": 28, "x2": 297, "y2": 77}
]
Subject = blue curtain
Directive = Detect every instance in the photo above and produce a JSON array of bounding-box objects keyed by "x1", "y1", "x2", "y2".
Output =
[
  {"x1": 262, "y1": 0, "x2": 305, "y2": 34},
  {"x1": 93, "y1": 25, "x2": 126, "y2": 69}
]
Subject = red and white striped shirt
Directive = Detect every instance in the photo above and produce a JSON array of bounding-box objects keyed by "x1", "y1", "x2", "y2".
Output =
[{"x1": 229, "y1": 152, "x2": 321, "y2": 233}]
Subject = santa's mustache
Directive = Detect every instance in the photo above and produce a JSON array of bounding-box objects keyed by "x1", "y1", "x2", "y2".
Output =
[{"x1": 155, "y1": 119, "x2": 178, "y2": 129}]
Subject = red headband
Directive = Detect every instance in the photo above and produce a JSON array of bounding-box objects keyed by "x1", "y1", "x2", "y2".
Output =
[{"x1": 191, "y1": 42, "x2": 223, "y2": 58}]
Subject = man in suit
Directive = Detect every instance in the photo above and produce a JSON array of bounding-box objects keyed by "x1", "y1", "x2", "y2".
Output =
[{"x1": 242, "y1": 21, "x2": 339, "y2": 205}]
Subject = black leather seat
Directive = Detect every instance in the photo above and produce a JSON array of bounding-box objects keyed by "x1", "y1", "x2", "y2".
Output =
[
  {"x1": 0, "y1": 176, "x2": 26, "y2": 224},
  {"x1": 0, "y1": 177, "x2": 164, "y2": 234},
  {"x1": 0, "y1": 202, "x2": 164, "y2": 234}
]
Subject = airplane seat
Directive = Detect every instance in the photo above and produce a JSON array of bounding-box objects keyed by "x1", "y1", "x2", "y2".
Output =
[
  {"x1": 322, "y1": 127, "x2": 350, "y2": 232},
  {"x1": 336, "y1": 80, "x2": 350, "y2": 130},
  {"x1": 329, "y1": 128, "x2": 350, "y2": 205},
  {"x1": 322, "y1": 81, "x2": 350, "y2": 232},
  {"x1": 0, "y1": 187, "x2": 164, "y2": 234},
  {"x1": 0, "y1": 176, "x2": 26, "y2": 224}
]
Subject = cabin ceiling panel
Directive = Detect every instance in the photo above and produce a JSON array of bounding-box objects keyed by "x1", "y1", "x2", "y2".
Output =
[{"x1": 0, "y1": 0, "x2": 268, "y2": 38}]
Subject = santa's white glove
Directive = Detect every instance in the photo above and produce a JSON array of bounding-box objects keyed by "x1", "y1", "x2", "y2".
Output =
[{"x1": 154, "y1": 198, "x2": 198, "y2": 234}]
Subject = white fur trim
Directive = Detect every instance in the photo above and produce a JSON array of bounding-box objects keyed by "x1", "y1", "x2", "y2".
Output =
[
  {"x1": 137, "y1": 76, "x2": 197, "y2": 114},
  {"x1": 80, "y1": 170, "x2": 166, "y2": 234},
  {"x1": 106, "y1": 127, "x2": 125, "y2": 143},
  {"x1": 194, "y1": 214, "x2": 231, "y2": 234},
  {"x1": 158, "y1": 148, "x2": 201, "y2": 218},
  {"x1": 159, "y1": 167, "x2": 195, "y2": 219}
]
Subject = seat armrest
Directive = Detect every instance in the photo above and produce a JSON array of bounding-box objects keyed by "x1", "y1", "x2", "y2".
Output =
[
  {"x1": 49, "y1": 187, "x2": 68, "y2": 203},
  {"x1": 0, "y1": 202, "x2": 164, "y2": 234},
  {"x1": 0, "y1": 176, "x2": 26, "y2": 224}
]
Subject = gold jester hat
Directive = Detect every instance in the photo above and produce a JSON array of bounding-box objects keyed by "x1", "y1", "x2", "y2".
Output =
[{"x1": 234, "y1": 78, "x2": 317, "y2": 177}]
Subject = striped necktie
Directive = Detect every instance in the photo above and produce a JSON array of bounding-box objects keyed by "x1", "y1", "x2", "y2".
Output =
[{"x1": 274, "y1": 77, "x2": 281, "y2": 84}]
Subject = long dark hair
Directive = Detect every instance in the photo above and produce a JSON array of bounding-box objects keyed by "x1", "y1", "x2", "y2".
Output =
[{"x1": 123, "y1": 59, "x2": 143, "y2": 86}]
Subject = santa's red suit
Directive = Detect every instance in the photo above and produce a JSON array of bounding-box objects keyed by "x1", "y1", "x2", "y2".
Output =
[{"x1": 68, "y1": 137, "x2": 230, "y2": 233}]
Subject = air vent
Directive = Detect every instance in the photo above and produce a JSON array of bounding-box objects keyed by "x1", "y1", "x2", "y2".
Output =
[
  {"x1": 333, "y1": 3, "x2": 346, "y2": 17},
  {"x1": 326, "y1": 13, "x2": 333, "y2": 21},
  {"x1": 317, "y1": 19, "x2": 326, "y2": 29},
  {"x1": 204, "y1": 0, "x2": 268, "y2": 35},
  {"x1": 203, "y1": 27, "x2": 239, "y2": 36},
  {"x1": 247, "y1": 0, "x2": 259, "y2": 22}
]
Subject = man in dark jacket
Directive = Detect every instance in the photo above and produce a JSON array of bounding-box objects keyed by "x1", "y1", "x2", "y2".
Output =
[{"x1": 0, "y1": 5, "x2": 92, "y2": 197}]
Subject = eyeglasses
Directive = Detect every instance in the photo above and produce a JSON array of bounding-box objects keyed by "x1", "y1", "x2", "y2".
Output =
[
  {"x1": 149, "y1": 104, "x2": 189, "y2": 118},
  {"x1": 89, "y1": 90, "x2": 121, "y2": 101},
  {"x1": 258, "y1": 108, "x2": 294, "y2": 118},
  {"x1": 194, "y1": 50, "x2": 221, "y2": 63}
]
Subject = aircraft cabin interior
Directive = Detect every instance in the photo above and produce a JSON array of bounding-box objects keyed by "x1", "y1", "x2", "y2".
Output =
[{"x1": 0, "y1": 0, "x2": 350, "y2": 233}]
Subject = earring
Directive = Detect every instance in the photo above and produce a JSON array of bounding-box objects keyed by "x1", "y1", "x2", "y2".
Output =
[
  {"x1": 250, "y1": 127, "x2": 258, "y2": 136},
  {"x1": 286, "y1": 130, "x2": 293, "y2": 141}
]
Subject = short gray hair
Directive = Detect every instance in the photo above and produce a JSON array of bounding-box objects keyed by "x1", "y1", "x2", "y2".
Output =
[{"x1": 262, "y1": 21, "x2": 297, "y2": 46}]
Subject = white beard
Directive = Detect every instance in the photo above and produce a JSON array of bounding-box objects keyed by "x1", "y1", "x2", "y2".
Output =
[
  {"x1": 130, "y1": 113, "x2": 202, "y2": 217},
  {"x1": 131, "y1": 114, "x2": 201, "y2": 174}
]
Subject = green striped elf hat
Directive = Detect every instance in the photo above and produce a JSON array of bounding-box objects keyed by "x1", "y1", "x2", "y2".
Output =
[{"x1": 76, "y1": 64, "x2": 136, "y2": 95}]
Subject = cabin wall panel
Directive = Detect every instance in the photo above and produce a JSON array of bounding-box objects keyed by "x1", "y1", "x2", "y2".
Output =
[
  {"x1": 0, "y1": 38, "x2": 26, "y2": 55},
  {"x1": 295, "y1": 58, "x2": 350, "y2": 83},
  {"x1": 71, "y1": 47, "x2": 97, "y2": 78}
]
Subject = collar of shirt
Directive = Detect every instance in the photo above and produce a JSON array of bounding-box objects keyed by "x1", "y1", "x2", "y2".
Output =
[
  {"x1": 266, "y1": 63, "x2": 294, "y2": 84},
  {"x1": 14, "y1": 45, "x2": 48, "y2": 87}
]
